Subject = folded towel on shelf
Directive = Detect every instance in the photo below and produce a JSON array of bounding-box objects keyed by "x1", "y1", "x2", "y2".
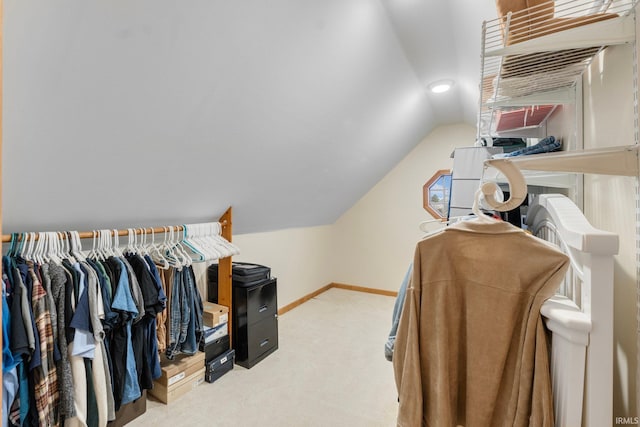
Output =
[{"x1": 491, "y1": 135, "x2": 561, "y2": 159}]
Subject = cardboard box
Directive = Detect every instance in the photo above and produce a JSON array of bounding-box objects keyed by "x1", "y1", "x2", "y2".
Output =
[
  {"x1": 155, "y1": 351, "x2": 205, "y2": 387},
  {"x1": 203, "y1": 323, "x2": 228, "y2": 343},
  {"x1": 107, "y1": 390, "x2": 146, "y2": 427},
  {"x1": 203, "y1": 302, "x2": 229, "y2": 327},
  {"x1": 148, "y1": 367, "x2": 205, "y2": 404}
]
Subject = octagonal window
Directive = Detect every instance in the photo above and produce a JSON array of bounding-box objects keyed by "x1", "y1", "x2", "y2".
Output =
[{"x1": 423, "y1": 170, "x2": 451, "y2": 220}]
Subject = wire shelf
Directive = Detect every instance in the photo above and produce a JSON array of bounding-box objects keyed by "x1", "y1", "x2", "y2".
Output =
[{"x1": 479, "y1": 0, "x2": 637, "y2": 137}]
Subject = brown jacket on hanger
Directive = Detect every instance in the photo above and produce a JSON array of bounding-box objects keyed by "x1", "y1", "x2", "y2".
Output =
[{"x1": 393, "y1": 220, "x2": 569, "y2": 427}]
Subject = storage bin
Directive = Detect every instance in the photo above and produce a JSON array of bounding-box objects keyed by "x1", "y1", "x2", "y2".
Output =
[
  {"x1": 205, "y1": 349, "x2": 235, "y2": 383},
  {"x1": 200, "y1": 334, "x2": 231, "y2": 363}
]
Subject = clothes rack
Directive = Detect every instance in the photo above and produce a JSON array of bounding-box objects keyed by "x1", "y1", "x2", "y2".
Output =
[
  {"x1": 1, "y1": 221, "x2": 227, "y2": 243},
  {"x1": 1, "y1": 206, "x2": 236, "y2": 344}
]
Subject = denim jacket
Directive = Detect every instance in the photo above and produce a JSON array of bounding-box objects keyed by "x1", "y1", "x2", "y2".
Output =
[{"x1": 385, "y1": 264, "x2": 412, "y2": 361}]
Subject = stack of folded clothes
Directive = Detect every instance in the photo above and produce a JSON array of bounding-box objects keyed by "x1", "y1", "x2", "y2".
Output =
[{"x1": 492, "y1": 135, "x2": 561, "y2": 159}]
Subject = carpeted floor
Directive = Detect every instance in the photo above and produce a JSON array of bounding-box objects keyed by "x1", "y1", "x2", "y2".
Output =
[{"x1": 129, "y1": 287, "x2": 399, "y2": 427}]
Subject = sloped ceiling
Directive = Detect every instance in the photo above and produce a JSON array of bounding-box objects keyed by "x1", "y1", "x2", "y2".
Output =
[{"x1": 2, "y1": 0, "x2": 497, "y2": 235}]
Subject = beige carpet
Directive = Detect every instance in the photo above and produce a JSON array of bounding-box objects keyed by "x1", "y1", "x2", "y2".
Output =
[{"x1": 129, "y1": 287, "x2": 399, "y2": 426}]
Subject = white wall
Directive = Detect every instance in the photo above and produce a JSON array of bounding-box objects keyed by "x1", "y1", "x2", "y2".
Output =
[
  {"x1": 330, "y1": 123, "x2": 474, "y2": 291},
  {"x1": 582, "y1": 41, "x2": 638, "y2": 420},
  {"x1": 232, "y1": 225, "x2": 334, "y2": 309},
  {"x1": 233, "y1": 124, "x2": 473, "y2": 303}
]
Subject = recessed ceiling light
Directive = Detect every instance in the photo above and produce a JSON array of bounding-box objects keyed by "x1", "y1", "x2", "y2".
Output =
[{"x1": 428, "y1": 79, "x2": 454, "y2": 94}]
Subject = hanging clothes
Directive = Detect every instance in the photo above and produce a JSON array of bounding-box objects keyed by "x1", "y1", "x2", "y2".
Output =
[
  {"x1": 393, "y1": 220, "x2": 569, "y2": 427},
  {"x1": 44, "y1": 262, "x2": 75, "y2": 420},
  {"x1": 165, "y1": 265, "x2": 203, "y2": 360},
  {"x1": 384, "y1": 263, "x2": 412, "y2": 362},
  {"x1": 1, "y1": 224, "x2": 232, "y2": 427}
]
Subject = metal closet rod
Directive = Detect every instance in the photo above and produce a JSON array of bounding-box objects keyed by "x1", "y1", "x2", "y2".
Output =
[{"x1": 0, "y1": 221, "x2": 229, "y2": 243}]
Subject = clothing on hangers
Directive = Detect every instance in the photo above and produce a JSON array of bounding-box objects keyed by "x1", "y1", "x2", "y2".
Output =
[
  {"x1": 385, "y1": 264, "x2": 412, "y2": 362},
  {"x1": 393, "y1": 220, "x2": 569, "y2": 426},
  {"x1": 1, "y1": 223, "x2": 230, "y2": 427}
]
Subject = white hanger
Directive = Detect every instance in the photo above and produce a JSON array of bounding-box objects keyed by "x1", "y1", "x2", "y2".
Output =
[
  {"x1": 149, "y1": 228, "x2": 169, "y2": 269},
  {"x1": 87, "y1": 231, "x2": 98, "y2": 260},
  {"x1": 33, "y1": 232, "x2": 44, "y2": 263},
  {"x1": 212, "y1": 222, "x2": 240, "y2": 257},
  {"x1": 39, "y1": 232, "x2": 48, "y2": 264},
  {"x1": 71, "y1": 231, "x2": 86, "y2": 261},
  {"x1": 481, "y1": 159, "x2": 527, "y2": 212},
  {"x1": 58, "y1": 232, "x2": 70, "y2": 261},
  {"x1": 48, "y1": 232, "x2": 62, "y2": 265},
  {"x1": 418, "y1": 216, "x2": 474, "y2": 233},
  {"x1": 21, "y1": 232, "x2": 33, "y2": 259},
  {"x1": 182, "y1": 224, "x2": 206, "y2": 262},
  {"x1": 39, "y1": 233, "x2": 49, "y2": 263},
  {"x1": 63, "y1": 232, "x2": 77, "y2": 263},
  {"x1": 97, "y1": 230, "x2": 109, "y2": 260},
  {"x1": 162, "y1": 227, "x2": 180, "y2": 268},
  {"x1": 175, "y1": 227, "x2": 193, "y2": 267},
  {"x1": 207, "y1": 223, "x2": 227, "y2": 259},
  {"x1": 137, "y1": 228, "x2": 148, "y2": 256},
  {"x1": 125, "y1": 229, "x2": 137, "y2": 255},
  {"x1": 103, "y1": 230, "x2": 112, "y2": 257},
  {"x1": 471, "y1": 184, "x2": 501, "y2": 224},
  {"x1": 95, "y1": 230, "x2": 104, "y2": 260},
  {"x1": 204, "y1": 223, "x2": 223, "y2": 259},
  {"x1": 112, "y1": 230, "x2": 124, "y2": 257}
]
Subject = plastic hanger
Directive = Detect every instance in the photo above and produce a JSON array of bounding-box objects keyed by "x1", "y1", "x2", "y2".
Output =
[
  {"x1": 16, "y1": 233, "x2": 25, "y2": 258},
  {"x1": 94, "y1": 230, "x2": 103, "y2": 260},
  {"x1": 471, "y1": 184, "x2": 501, "y2": 224},
  {"x1": 155, "y1": 226, "x2": 174, "y2": 269},
  {"x1": 481, "y1": 159, "x2": 527, "y2": 212},
  {"x1": 48, "y1": 232, "x2": 62, "y2": 265},
  {"x1": 209, "y1": 223, "x2": 228, "y2": 258},
  {"x1": 174, "y1": 227, "x2": 192, "y2": 267},
  {"x1": 7, "y1": 233, "x2": 17, "y2": 258},
  {"x1": 87, "y1": 231, "x2": 98, "y2": 260},
  {"x1": 137, "y1": 228, "x2": 148, "y2": 256},
  {"x1": 40, "y1": 233, "x2": 49, "y2": 263},
  {"x1": 148, "y1": 228, "x2": 169, "y2": 269},
  {"x1": 182, "y1": 224, "x2": 206, "y2": 262},
  {"x1": 162, "y1": 227, "x2": 180, "y2": 268},
  {"x1": 40, "y1": 233, "x2": 49, "y2": 264},
  {"x1": 33, "y1": 232, "x2": 43, "y2": 263},
  {"x1": 207, "y1": 223, "x2": 227, "y2": 259},
  {"x1": 66, "y1": 232, "x2": 75, "y2": 261},
  {"x1": 418, "y1": 215, "x2": 473, "y2": 233},
  {"x1": 22, "y1": 232, "x2": 34, "y2": 260},
  {"x1": 102, "y1": 230, "x2": 113, "y2": 260},
  {"x1": 212, "y1": 222, "x2": 240, "y2": 257},
  {"x1": 125, "y1": 229, "x2": 137, "y2": 255},
  {"x1": 70, "y1": 231, "x2": 86, "y2": 262},
  {"x1": 112, "y1": 230, "x2": 124, "y2": 258}
]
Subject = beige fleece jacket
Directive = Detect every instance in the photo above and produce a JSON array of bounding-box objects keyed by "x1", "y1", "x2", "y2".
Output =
[{"x1": 393, "y1": 220, "x2": 569, "y2": 427}]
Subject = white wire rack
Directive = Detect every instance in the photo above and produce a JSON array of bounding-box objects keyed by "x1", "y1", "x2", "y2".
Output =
[{"x1": 478, "y1": 0, "x2": 638, "y2": 137}]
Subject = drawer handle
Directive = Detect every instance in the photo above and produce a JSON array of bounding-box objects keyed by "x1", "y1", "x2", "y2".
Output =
[
  {"x1": 258, "y1": 305, "x2": 268, "y2": 313},
  {"x1": 260, "y1": 339, "x2": 270, "y2": 347}
]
